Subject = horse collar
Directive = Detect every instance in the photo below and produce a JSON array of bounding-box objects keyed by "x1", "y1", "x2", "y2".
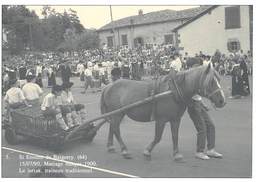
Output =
[{"x1": 169, "y1": 77, "x2": 187, "y2": 105}]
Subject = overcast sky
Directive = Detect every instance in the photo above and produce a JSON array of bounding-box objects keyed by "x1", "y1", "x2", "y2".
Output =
[{"x1": 27, "y1": 5, "x2": 198, "y2": 29}]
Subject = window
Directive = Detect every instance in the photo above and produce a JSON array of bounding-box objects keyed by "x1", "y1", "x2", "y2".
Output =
[
  {"x1": 121, "y1": 34, "x2": 128, "y2": 46},
  {"x1": 225, "y1": 6, "x2": 241, "y2": 29},
  {"x1": 164, "y1": 34, "x2": 173, "y2": 44},
  {"x1": 227, "y1": 39, "x2": 240, "y2": 52},
  {"x1": 107, "y1": 36, "x2": 113, "y2": 47}
]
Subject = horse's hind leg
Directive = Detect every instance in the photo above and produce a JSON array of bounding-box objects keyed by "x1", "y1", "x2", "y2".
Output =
[
  {"x1": 170, "y1": 119, "x2": 183, "y2": 161},
  {"x1": 110, "y1": 114, "x2": 132, "y2": 159},
  {"x1": 144, "y1": 120, "x2": 166, "y2": 160},
  {"x1": 107, "y1": 122, "x2": 116, "y2": 153}
]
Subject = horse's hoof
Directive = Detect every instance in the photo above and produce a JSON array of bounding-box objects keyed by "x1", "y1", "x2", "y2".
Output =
[
  {"x1": 143, "y1": 154, "x2": 151, "y2": 161},
  {"x1": 122, "y1": 151, "x2": 132, "y2": 159},
  {"x1": 107, "y1": 146, "x2": 116, "y2": 153},
  {"x1": 174, "y1": 153, "x2": 184, "y2": 162},
  {"x1": 143, "y1": 150, "x2": 152, "y2": 161}
]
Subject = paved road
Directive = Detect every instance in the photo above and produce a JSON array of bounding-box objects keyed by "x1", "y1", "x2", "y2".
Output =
[{"x1": 1, "y1": 75, "x2": 252, "y2": 178}]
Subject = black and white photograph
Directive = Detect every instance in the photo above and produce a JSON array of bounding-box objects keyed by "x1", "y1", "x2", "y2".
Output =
[{"x1": 1, "y1": 1, "x2": 255, "y2": 179}]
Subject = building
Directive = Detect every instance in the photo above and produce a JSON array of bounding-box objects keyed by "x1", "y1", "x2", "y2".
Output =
[
  {"x1": 173, "y1": 5, "x2": 253, "y2": 56},
  {"x1": 97, "y1": 6, "x2": 211, "y2": 49}
]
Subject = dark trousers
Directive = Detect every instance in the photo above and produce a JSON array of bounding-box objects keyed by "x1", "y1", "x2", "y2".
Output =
[
  {"x1": 62, "y1": 76, "x2": 70, "y2": 84},
  {"x1": 187, "y1": 105, "x2": 215, "y2": 152},
  {"x1": 42, "y1": 108, "x2": 59, "y2": 119},
  {"x1": 84, "y1": 76, "x2": 93, "y2": 90}
]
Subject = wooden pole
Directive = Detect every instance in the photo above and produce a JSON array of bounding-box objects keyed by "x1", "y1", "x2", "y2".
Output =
[
  {"x1": 66, "y1": 90, "x2": 173, "y2": 140},
  {"x1": 109, "y1": 5, "x2": 116, "y2": 48}
]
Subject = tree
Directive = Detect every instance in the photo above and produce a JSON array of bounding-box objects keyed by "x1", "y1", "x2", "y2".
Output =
[
  {"x1": 39, "y1": 6, "x2": 85, "y2": 51},
  {"x1": 57, "y1": 29, "x2": 99, "y2": 51},
  {"x1": 3, "y1": 5, "x2": 93, "y2": 53},
  {"x1": 2, "y1": 5, "x2": 39, "y2": 54},
  {"x1": 77, "y1": 30, "x2": 100, "y2": 50}
]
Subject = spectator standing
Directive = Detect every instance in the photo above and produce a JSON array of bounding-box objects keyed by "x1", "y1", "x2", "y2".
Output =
[
  {"x1": 111, "y1": 63, "x2": 121, "y2": 81},
  {"x1": 240, "y1": 56, "x2": 250, "y2": 95},
  {"x1": 60, "y1": 60, "x2": 71, "y2": 84},
  {"x1": 81, "y1": 65, "x2": 93, "y2": 94},
  {"x1": 170, "y1": 53, "x2": 182, "y2": 72}
]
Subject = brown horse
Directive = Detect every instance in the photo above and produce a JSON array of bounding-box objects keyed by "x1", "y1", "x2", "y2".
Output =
[{"x1": 100, "y1": 63, "x2": 225, "y2": 160}]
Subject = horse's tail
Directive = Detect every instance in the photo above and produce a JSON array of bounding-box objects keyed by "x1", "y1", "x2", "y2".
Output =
[{"x1": 100, "y1": 87, "x2": 108, "y2": 115}]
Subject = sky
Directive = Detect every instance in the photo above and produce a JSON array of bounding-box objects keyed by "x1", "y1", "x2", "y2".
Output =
[{"x1": 27, "y1": 6, "x2": 198, "y2": 29}]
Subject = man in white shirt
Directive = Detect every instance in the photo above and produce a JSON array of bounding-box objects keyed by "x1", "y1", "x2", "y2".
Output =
[
  {"x1": 4, "y1": 79, "x2": 31, "y2": 109},
  {"x1": 93, "y1": 62, "x2": 99, "y2": 71},
  {"x1": 81, "y1": 66, "x2": 93, "y2": 94},
  {"x1": 87, "y1": 61, "x2": 93, "y2": 68},
  {"x1": 77, "y1": 62, "x2": 85, "y2": 75},
  {"x1": 22, "y1": 73, "x2": 43, "y2": 105},
  {"x1": 170, "y1": 53, "x2": 182, "y2": 72}
]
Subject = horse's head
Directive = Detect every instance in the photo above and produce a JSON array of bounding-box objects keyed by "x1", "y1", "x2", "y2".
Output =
[{"x1": 199, "y1": 63, "x2": 226, "y2": 108}]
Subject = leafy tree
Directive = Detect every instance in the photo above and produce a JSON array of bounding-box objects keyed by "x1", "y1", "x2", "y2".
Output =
[
  {"x1": 2, "y1": 5, "x2": 39, "y2": 53},
  {"x1": 3, "y1": 5, "x2": 98, "y2": 54},
  {"x1": 57, "y1": 29, "x2": 99, "y2": 51}
]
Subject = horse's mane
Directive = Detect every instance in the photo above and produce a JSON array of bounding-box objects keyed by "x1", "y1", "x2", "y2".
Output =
[
  {"x1": 201, "y1": 64, "x2": 221, "y2": 93},
  {"x1": 168, "y1": 64, "x2": 220, "y2": 91},
  {"x1": 163, "y1": 64, "x2": 220, "y2": 93}
]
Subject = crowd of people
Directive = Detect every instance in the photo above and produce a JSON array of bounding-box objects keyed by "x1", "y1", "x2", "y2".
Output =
[{"x1": 2, "y1": 46, "x2": 252, "y2": 95}]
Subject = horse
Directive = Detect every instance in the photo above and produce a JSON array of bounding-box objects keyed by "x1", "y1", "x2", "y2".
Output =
[{"x1": 100, "y1": 63, "x2": 226, "y2": 160}]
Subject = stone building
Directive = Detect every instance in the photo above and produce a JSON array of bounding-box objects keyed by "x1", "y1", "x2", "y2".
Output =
[
  {"x1": 173, "y1": 5, "x2": 253, "y2": 56},
  {"x1": 97, "y1": 6, "x2": 211, "y2": 49}
]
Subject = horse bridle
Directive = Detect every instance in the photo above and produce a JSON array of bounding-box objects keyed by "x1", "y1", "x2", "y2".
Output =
[
  {"x1": 207, "y1": 88, "x2": 223, "y2": 99},
  {"x1": 168, "y1": 71, "x2": 224, "y2": 107},
  {"x1": 198, "y1": 75, "x2": 224, "y2": 101}
]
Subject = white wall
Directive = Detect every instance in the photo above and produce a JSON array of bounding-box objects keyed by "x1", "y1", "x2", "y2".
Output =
[
  {"x1": 98, "y1": 20, "x2": 183, "y2": 48},
  {"x1": 177, "y1": 6, "x2": 250, "y2": 56}
]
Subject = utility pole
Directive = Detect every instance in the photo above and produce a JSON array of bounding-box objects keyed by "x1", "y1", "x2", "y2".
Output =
[
  {"x1": 25, "y1": 17, "x2": 34, "y2": 51},
  {"x1": 109, "y1": 5, "x2": 116, "y2": 49}
]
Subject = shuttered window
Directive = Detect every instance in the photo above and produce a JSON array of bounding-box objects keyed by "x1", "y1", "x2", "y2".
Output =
[
  {"x1": 225, "y1": 6, "x2": 241, "y2": 29},
  {"x1": 107, "y1": 36, "x2": 113, "y2": 47},
  {"x1": 121, "y1": 34, "x2": 128, "y2": 45},
  {"x1": 164, "y1": 34, "x2": 173, "y2": 44}
]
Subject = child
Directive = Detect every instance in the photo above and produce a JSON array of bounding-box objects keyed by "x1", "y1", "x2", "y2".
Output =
[
  {"x1": 41, "y1": 85, "x2": 69, "y2": 131},
  {"x1": 60, "y1": 82, "x2": 86, "y2": 126}
]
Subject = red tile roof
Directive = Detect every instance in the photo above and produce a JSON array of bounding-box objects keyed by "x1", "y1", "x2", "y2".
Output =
[{"x1": 98, "y1": 6, "x2": 213, "y2": 32}]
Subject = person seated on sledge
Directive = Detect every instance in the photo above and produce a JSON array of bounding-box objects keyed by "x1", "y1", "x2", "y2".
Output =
[
  {"x1": 60, "y1": 82, "x2": 86, "y2": 127},
  {"x1": 187, "y1": 94, "x2": 223, "y2": 160},
  {"x1": 22, "y1": 72, "x2": 43, "y2": 106},
  {"x1": 41, "y1": 85, "x2": 69, "y2": 131},
  {"x1": 4, "y1": 78, "x2": 32, "y2": 119}
]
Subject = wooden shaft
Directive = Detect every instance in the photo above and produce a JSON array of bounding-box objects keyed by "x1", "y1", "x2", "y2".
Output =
[
  {"x1": 86, "y1": 90, "x2": 172, "y2": 124},
  {"x1": 66, "y1": 90, "x2": 173, "y2": 141}
]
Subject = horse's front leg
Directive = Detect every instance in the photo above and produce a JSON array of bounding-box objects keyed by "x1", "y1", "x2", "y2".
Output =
[
  {"x1": 144, "y1": 120, "x2": 166, "y2": 160},
  {"x1": 170, "y1": 119, "x2": 183, "y2": 161}
]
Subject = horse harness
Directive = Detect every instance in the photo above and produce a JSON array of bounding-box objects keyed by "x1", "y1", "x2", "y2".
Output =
[
  {"x1": 197, "y1": 72, "x2": 224, "y2": 101},
  {"x1": 149, "y1": 77, "x2": 162, "y2": 120},
  {"x1": 167, "y1": 74, "x2": 191, "y2": 107},
  {"x1": 149, "y1": 73, "x2": 190, "y2": 116}
]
